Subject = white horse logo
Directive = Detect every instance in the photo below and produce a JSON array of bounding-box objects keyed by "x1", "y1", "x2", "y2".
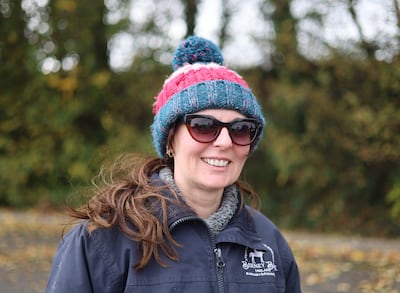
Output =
[
  {"x1": 249, "y1": 249, "x2": 265, "y2": 264},
  {"x1": 242, "y1": 245, "x2": 278, "y2": 276}
]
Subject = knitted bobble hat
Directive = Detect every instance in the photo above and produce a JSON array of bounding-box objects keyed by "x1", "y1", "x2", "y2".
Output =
[{"x1": 151, "y1": 36, "x2": 266, "y2": 157}]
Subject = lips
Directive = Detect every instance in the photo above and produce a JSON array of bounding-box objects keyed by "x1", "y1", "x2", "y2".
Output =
[{"x1": 202, "y1": 158, "x2": 230, "y2": 167}]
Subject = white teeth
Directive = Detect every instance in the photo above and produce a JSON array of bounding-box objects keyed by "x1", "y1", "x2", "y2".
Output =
[{"x1": 203, "y1": 158, "x2": 229, "y2": 167}]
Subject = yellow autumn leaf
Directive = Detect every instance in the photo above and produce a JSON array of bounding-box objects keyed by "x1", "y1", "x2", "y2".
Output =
[
  {"x1": 55, "y1": 0, "x2": 77, "y2": 12},
  {"x1": 349, "y1": 250, "x2": 365, "y2": 262},
  {"x1": 91, "y1": 71, "x2": 111, "y2": 88}
]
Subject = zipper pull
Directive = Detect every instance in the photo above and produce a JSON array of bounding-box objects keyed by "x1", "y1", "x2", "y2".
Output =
[{"x1": 214, "y1": 248, "x2": 225, "y2": 269}]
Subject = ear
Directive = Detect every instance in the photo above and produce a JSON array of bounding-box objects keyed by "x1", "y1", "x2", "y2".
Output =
[{"x1": 166, "y1": 125, "x2": 176, "y2": 157}]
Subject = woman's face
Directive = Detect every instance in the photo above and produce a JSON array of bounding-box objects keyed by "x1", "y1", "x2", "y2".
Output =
[{"x1": 171, "y1": 109, "x2": 250, "y2": 194}]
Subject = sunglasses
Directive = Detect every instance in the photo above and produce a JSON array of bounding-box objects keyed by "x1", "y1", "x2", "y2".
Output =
[{"x1": 183, "y1": 114, "x2": 261, "y2": 146}]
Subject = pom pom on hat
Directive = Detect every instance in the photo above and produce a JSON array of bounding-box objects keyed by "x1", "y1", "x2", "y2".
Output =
[
  {"x1": 172, "y1": 36, "x2": 224, "y2": 71},
  {"x1": 151, "y1": 36, "x2": 266, "y2": 157}
]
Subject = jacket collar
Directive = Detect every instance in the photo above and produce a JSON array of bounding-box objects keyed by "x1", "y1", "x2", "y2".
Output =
[
  {"x1": 149, "y1": 172, "x2": 197, "y2": 226},
  {"x1": 149, "y1": 171, "x2": 259, "y2": 243}
]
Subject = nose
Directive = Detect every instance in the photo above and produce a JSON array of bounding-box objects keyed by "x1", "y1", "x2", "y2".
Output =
[{"x1": 213, "y1": 127, "x2": 233, "y2": 147}]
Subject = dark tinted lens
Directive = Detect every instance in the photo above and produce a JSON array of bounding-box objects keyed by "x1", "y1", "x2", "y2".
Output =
[
  {"x1": 188, "y1": 117, "x2": 219, "y2": 142},
  {"x1": 184, "y1": 114, "x2": 260, "y2": 146},
  {"x1": 229, "y1": 121, "x2": 258, "y2": 145}
]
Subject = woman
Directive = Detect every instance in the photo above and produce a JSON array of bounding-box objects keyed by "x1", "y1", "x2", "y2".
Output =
[{"x1": 46, "y1": 36, "x2": 301, "y2": 292}]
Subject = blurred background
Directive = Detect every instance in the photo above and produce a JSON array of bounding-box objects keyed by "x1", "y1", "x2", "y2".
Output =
[{"x1": 1, "y1": 0, "x2": 400, "y2": 239}]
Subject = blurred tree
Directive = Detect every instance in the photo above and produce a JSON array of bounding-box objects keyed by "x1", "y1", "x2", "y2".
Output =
[
  {"x1": 0, "y1": 0, "x2": 399, "y2": 236},
  {"x1": 249, "y1": 0, "x2": 400, "y2": 235},
  {"x1": 0, "y1": 0, "x2": 153, "y2": 206},
  {"x1": 183, "y1": 0, "x2": 197, "y2": 37},
  {"x1": 0, "y1": 0, "x2": 54, "y2": 205}
]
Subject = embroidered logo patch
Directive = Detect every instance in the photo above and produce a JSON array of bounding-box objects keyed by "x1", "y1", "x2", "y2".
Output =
[{"x1": 241, "y1": 244, "x2": 278, "y2": 277}]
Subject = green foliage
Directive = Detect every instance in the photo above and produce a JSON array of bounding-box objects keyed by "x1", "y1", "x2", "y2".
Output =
[
  {"x1": 245, "y1": 54, "x2": 400, "y2": 236},
  {"x1": 387, "y1": 179, "x2": 400, "y2": 224},
  {"x1": 0, "y1": 0, "x2": 157, "y2": 207}
]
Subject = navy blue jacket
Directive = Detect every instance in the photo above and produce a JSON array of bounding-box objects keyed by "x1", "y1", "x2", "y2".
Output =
[{"x1": 46, "y1": 181, "x2": 301, "y2": 292}]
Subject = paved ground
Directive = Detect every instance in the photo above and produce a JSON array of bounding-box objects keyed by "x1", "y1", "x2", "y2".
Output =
[
  {"x1": 0, "y1": 209, "x2": 399, "y2": 293},
  {"x1": 285, "y1": 232, "x2": 400, "y2": 293}
]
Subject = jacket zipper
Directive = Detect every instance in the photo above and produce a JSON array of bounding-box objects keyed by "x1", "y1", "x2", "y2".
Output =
[
  {"x1": 169, "y1": 217, "x2": 225, "y2": 293},
  {"x1": 214, "y1": 247, "x2": 225, "y2": 293},
  {"x1": 169, "y1": 216, "x2": 198, "y2": 231}
]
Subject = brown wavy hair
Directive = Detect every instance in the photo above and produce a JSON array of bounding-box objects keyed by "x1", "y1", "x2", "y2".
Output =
[{"x1": 67, "y1": 153, "x2": 260, "y2": 270}]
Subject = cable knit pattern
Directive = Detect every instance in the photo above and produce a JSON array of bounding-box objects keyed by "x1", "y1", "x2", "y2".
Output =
[
  {"x1": 150, "y1": 36, "x2": 266, "y2": 157},
  {"x1": 152, "y1": 63, "x2": 250, "y2": 115},
  {"x1": 159, "y1": 167, "x2": 238, "y2": 236}
]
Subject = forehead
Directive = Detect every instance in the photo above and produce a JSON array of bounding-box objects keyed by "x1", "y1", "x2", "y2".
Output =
[{"x1": 193, "y1": 109, "x2": 246, "y2": 121}]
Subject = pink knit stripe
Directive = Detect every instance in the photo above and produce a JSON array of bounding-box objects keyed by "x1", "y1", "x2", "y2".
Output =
[{"x1": 153, "y1": 66, "x2": 249, "y2": 114}]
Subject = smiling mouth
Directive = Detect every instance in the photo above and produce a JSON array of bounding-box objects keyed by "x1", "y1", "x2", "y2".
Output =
[{"x1": 202, "y1": 158, "x2": 230, "y2": 167}]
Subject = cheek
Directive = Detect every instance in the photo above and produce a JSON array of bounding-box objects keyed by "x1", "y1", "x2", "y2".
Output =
[
  {"x1": 172, "y1": 125, "x2": 198, "y2": 154},
  {"x1": 235, "y1": 146, "x2": 250, "y2": 159}
]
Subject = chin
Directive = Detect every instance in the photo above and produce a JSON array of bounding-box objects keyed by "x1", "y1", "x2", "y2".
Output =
[{"x1": 200, "y1": 179, "x2": 235, "y2": 191}]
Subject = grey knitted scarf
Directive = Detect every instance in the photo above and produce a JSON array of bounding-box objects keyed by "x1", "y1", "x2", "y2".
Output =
[{"x1": 159, "y1": 167, "x2": 239, "y2": 236}]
